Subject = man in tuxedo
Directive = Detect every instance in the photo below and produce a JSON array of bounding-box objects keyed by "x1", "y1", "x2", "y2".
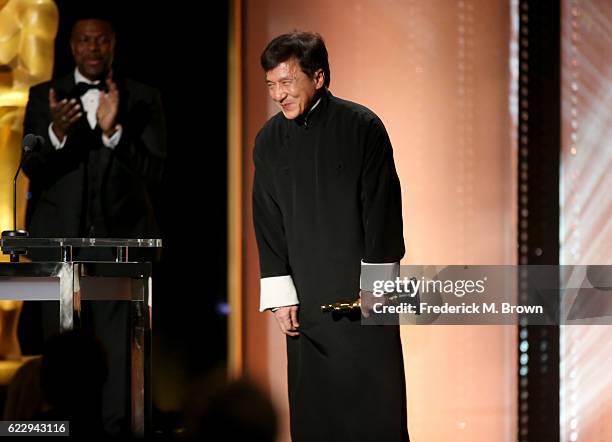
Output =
[{"x1": 22, "y1": 17, "x2": 166, "y2": 435}]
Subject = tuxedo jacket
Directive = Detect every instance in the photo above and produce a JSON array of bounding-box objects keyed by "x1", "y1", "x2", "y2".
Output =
[{"x1": 22, "y1": 74, "x2": 166, "y2": 243}]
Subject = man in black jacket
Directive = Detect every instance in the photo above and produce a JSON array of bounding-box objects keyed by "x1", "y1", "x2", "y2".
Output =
[
  {"x1": 23, "y1": 18, "x2": 165, "y2": 243},
  {"x1": 253, "y1": 32, "x2": 408, "y2": 441},
  {"x1": 22, "y1": 17, "x2": 166, "y2": 435}
]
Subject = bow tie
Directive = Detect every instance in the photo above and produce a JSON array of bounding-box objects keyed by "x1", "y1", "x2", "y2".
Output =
[{"x1": 72, "y1": 81, "x2": 106, "y2": 96}]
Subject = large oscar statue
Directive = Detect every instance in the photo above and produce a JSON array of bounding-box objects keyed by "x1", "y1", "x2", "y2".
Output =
[{"x1": 0, "y1": 0, "x2": 58, "y2": 360}]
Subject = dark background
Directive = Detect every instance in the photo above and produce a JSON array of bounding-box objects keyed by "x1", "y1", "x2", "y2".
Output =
[{"x1": 51, "y1": 0, "x2": 229, "y2": 431}]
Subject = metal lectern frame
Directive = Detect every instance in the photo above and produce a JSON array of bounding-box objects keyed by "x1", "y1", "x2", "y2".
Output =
[{"x1": 0, "y1": 237, "x2": 161, "y2": 437}]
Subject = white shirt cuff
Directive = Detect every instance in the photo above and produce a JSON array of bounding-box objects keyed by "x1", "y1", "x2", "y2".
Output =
[
  {"x1": 360, "y1": 261, "x2": 400, "y2": 292},
  {"x1": 259, "y1": 275, "x2": 299, "y2": 312},
  {"x1": 48, "y1": 123, "x2": 67, "y2": 150},
  {"x1": 102, "y1": 124, "x2": 122, "y2": 149}
]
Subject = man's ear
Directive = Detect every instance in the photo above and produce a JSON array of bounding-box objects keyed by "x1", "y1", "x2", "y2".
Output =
[{"x1": 314, "y1": 69, "x2": 325, "y2": 89}]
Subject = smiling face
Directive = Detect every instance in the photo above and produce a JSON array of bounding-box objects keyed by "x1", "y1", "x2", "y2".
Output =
[
  {"x1": 265, "y1": 57, "x2": 325, "y2": 120},
  {"x1": 70, "y1": 19, "x2": 115, "y2": 81}
]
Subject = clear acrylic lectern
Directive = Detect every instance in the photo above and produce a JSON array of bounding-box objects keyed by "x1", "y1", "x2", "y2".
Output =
[{"x1": 0, "y1": 237, "x2": 161, "y2": 437}]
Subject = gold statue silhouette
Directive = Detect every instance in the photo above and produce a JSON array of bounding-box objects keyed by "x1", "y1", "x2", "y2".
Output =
[{"x1": 0, "y1": 0, "x2": 58, "y2": 359}]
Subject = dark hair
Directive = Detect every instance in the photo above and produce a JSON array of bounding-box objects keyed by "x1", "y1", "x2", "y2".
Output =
[
  {"x1": 70, "y1": 17, "x2": 116, "y2": 39},
  {"x1": 261, "y1": 31, "x2": 330, "y2": 88}
]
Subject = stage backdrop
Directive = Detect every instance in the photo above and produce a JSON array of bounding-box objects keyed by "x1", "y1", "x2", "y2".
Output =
[
  {"x1": 560, "y1": 1, "x2": 612, "y2": 441},
  {"x1": 240, "y1": 1, "x2": 517, "y2": 440}
]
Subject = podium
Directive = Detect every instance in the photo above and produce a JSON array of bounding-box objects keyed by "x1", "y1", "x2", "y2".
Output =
[{"x1": 0, "y1": 237, "x2": 161, "y2": 437}]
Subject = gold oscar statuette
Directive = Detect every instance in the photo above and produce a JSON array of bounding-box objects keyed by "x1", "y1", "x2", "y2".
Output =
[
  {"x1": 320, "y1": 297, "x2": 361, "y2": 313},
  {"x1": 320, "y1": 278, "x2": 419, "y2": 314}
]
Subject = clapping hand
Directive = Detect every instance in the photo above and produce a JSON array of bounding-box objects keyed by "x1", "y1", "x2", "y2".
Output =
[
  {"x1": 97, "y1": 76, "x2": 119, "y2": 136},
  {"x1": 49, "y1": 88, "x2": 82, "y2": 140}
]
